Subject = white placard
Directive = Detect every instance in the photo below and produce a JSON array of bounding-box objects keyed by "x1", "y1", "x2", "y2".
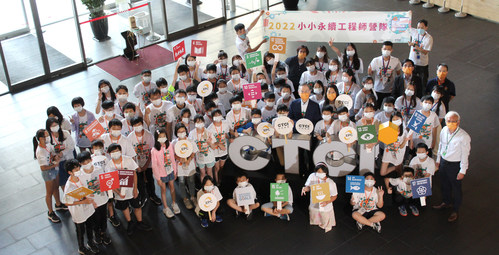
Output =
[
  {"x1": 273, "y1": 116, "x2": 293, "y2": 135},
  {"x1": 197, "y1": 81, "x2": 213, "y2": 97},
  {"x1": 198, "y1": 193, "x2": 217, "y2": 212},
  {"x1": 335, "y1": 94, "x2": 353, "y2": 110},
  {"x1": 295, "y1": 118, "x2": 314, "y2": 135},
  {"x1": 256, "y1": 122, "x2": 274, "y2": 138},
  {"x1": 339, "y1": 126, "x2": 358, "y2": 144},
  {"x1": 174, "y1": 140, "x2": 193, "y2": 159}
]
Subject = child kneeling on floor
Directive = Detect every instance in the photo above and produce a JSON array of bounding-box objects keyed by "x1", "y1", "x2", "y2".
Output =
[
  {"x1": 227, "y1": 172, "x2": 260, "y2": 220},
  {"x1": 389, "y1": 166, "x2": 419, "y2": 217},
  {"x1": 261, "y1": 172, "x2": 293, "y2": 221},
  {"x1": 351, "y1": 172, "x2": 385, "y2": 233}
]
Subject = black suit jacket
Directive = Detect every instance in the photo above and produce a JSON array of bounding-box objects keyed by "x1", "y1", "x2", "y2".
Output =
[
  {"x1": 288, "y1": 99, "x2": 322, "y2": 133},
  {"x1": 391, "y1": 74, "x2": 423, "y2": 99}
]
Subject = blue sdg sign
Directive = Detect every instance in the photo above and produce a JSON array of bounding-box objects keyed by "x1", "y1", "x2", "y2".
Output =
[
  {"x1": 410, "y1": 177, "x2": 432, "y2": 198},
  {"x1": 346, "y1": 175, "x2": 365, "y2": 193},
  {"x1": 407, "y1": 111, "x2": 427, "y2": 133}
]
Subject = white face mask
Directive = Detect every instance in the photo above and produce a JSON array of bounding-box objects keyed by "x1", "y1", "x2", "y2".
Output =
[
  {"x1": 213, "y1": 116, "x2": 223, "y2": 122},
  {"x1": 45, "y1": 135, "x2": 50, "y2": 141},
  {"x1": 232, "y1": 103, "x2": 241, "y2": 110},
  {"x1": 316, "y1": 172, "x2": 326, "y2": 179},
  {"x1": 282, "y1": 92, "x2": 290, "y2": 99},
  {"x1": 177, "y1": 132, "x2": 187, "y2": 139},
  {"x1": 364, "y1": 111, "x2": 375, "y2": 119},
  {"x1": 365, "y1": 179, "x2": 375, "y2": 187},
  {"x1": 363, "y1": 83, "x2": 373, "y2": 90},
  {"x1": 152, "y1": 99, "x2": 162, "y2": 106},
  {"x1": 50, "y1": 126, "x2": 60, "y2": 133},
  {"x1": 316, "y1": 52, "x2": 325, "y2": 58},
  {"x1": 93, "y1": 149, "x2": 103, "y2": 156},
  {"x1": 422, "y1": 102, "x2": 432, "y2": 111},
  {"x1": 313, "y1": 88, "x2": 322, "y2": 94},
  {"x1": 218, "y1": 87, "x2": 227, "y2": 93},
  {"x1": 195, "y1": 123, "x2": 204, "y2": 129},
  {"x1": 276, "y1": 74, "x2": 286, "y2": 79},
  {"x1": 207, "y1": 73, "x2": 216, "y2": 79},
  {"x1": 158, "y1": 137, "x2": 167, "y2": 143},
  {"x1": 238, "y1": 181, "x2": 248, "y2": 187},
  {"x1": 110, "y1": 151, "x2": 121, "y2": 160},
  {"x1": 74, "y1": 106, "x2": 83, "y2": 113},
  {"x1": 257, "y1": 79, "x2": 266, "y2": 84},
  {"x1": 213, "y1": 99, "x2": 220, "y2": 105},
  {"x1": 187, "y1": 95, "x2": 197, "y2": 102},
  {"x1": 160, "y1": 88, "x2": 168, "y2": 94},
  {"x1": 342, "y1": 76, "x2": 350, "y2": 83},
  {"x1": 338, "y1": 114, "x2": 349, "y2": 122},
  {"x1": 431, "y1": 92, "x2": 440, "y2": 100},
  {"x1": 403, "y1": 177, "x2": 412, "y2": 184},
  {"x1": 267, "y1": 58, "x2": 275, "y2": 65},
  {"x1": 220, "y1": 59, "x2": 228, "y2": 65},
  {"x1": 405, "y1": 89, "x2": 414, "y2": 97},
  {"x1": 322, "y1": 114, "x2": 331, "y2": 121},
  {"x1": 82, "y1": 162, "x2": 93, "y2": 171},
  {"x1": 417, "y1": 153, "x2": 427, "y2": 159},
  {"x1": 329, "y1": 65, "x2": 338, "y2": 71},
  {"x1": 134, "y1": 125, "x2": 143, "y2": 133},
  {"x1": 276, "y1": 180, "x2": 286, "y2": 184},
  {"x1": 187, "y1": 60, "x2": 196, "y2": 67},
  {"x1": 179, "y1": 75, "x2": 188, "y2": 81},
  {"x1": 117, "y1": 94, "x2": 128, "y2": 101},
  {"x1": 111, "y1": 130, "x2": 121, "y2": 137},
  {"x1": 346, "y1": 50, "x2": 355, "y2": 57},
  {"x1": 382, "y1": 49, "x2": 391, "y2": 57},
  {"x1": 182, "y1": 117, "x2": 189, "y2": 124},
  {"x1": 204, "y1": 185, "x2": 214, "y2": 192},
  {"x1": 100, "y1": 86, "x2": 110, "y2": 93},
  {"x1": 266, "y1": 101, "x2": 275, "y2": 107},
  {"x1": 278, "y1": 113, "x2": 288, "y2": 118},
  {"x1": 231, "y1": 74, "x2": 240, "y2": 80},
  {"x1": 307, "y1": 66, "x2": 316, "y2": 72},
  {"x1": 105, "y1": 111, "x2": 114, "y2": 118},
  {"x1": 233, "y1": 60, "x2": 241, "y2": 66},
  {"x1": 384, "y1": 106, "x2": 394, "y2": 113},
  {"x1": 392, "y1": 119, "x2": 402, "y2": 126},
  {"x1": 176, "y1": 97, "x2": 186, "y2": 105},
  {"x1": 125, "y1": 112, "x2": 134, "y2": 121},
  {"x1": 143, "y1": 76, "x2": 152, "y2": 83},
  {"x1": 252, "y1": 118, "x2": 261, "y2": 125}
]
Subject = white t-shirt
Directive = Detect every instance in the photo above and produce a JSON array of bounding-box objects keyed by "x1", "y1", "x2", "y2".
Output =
[
  {"x1": 98, "y1": 114, "x2": 124, "y2": 133},
  {"x1": 133, "y1": 82, "x2": 158, "y2": 112},
  {"x1": 76, "y1": 112, "x2": 91, "y2": 148},
  {"x1": 309, "y1": 94, "x2": 325, "y2": 105},
  {"x1": 389, "y1": 178, "x2": 412, "y2": 199},
  {"x1": 121, "y1": 119, "x2": 133, "y2": 137},
  {"x1": 409, "y1": 29, "x2": 433, "y2": 66},
  {"x1": 36, "y1": 144, "x2": 55, "y2": 168},
  {"x1": 226, "y1": 108, "x2": 251, "y2": 130},
  {"x1": 299, "y1": 71, "x2": 327, "y2": 86},
  {"x1": 61, "y1": 119, "x2": 72, "y2": 133},
  {"x1": 305, "y1": 173, "x2": 338, "y2": 212},
  {"x1": 195, "y1": 187, "x2": 223, "y2": 214},
  {"x1": 207, "y1": 121, "x2": 230, "y2": 157},
  {"x1": 327, "y1": 119, "x2": 356, "y2": 138},
  {"x1": 395, "y1": 96, "x2": 422, "y2": 121},
  {"x1": 409, "y1": 156, "x2": 436, "y2": 181},
  {"x1": 412, "y1": 110, "x2": 440, "y2": 148},
  {"x1": 172, "y1": 138, "x2": 198, "y2": 176},
  {"x1": 49, "y1": 130, "x2": 75, "y2": 161},
  {"x1": 352, "y1": 187, "x2": 380, "y2": 212},
  {"x1": 217, "y1": 91, "x2": 234, "y2": 114},
  {"x1": 369, "y1": 56, "x2": 402, "y2": 93},
  {"x1": 216, "y1": 64, "x2": 231, "y2": 81},
  {"x1": 147, "y1": 100, "x2": 173, "y2": 133},
  {"x1": 374, "y1": 111, "x2": 391, "y2": 124},
  {"x1": 105, "y1": 156, "x2": 138, "y2": 201},
  {"x1": 187, "y1": 98, "x2": 204, "y2": 115},
  {"x1": 314, "y1": 119, "x2": 333, "y2": 138},
  {"x1": 92, "y1": 154, "x2": 108, "y2": 170},
  {"x1": 64, "y1": 178, "x2": 95, "y2": 223},
  {"x1": 232, "y1": 183, "x2": 258, "y2": 204},
  {"x1": 276, "y1": 96, "x2": 294, "y2": 109},
  {"x1": 101, "y1": 134, "x2": 137, "y2": 158},
  {"x1": 235, "y1": 36, "x2": 250, "y2": 57},
  {"x1": 354, "y1": 90, "x2": 378, "y2": 111},
  {"x1": 338, "y1": 56, "x2": 364, "y2": 83},
  {"x1": 337, "y1": 82, "x2": 361, "y2": 115},
  {"x1": 227, "y1": 79, "x2": 249, "y2": 94},
  {"x1": 127, "y1": 130, "x2": 155, "y2": 168},
  {"x1": 188, "y1": 128, "x2": 216, "y2": 164},
  {"x1": 261, "y1": 106, "x2": 277, "y2": 123},
  {"x1": 77, "y1": 166, "x2": 109, "y2": 207}
]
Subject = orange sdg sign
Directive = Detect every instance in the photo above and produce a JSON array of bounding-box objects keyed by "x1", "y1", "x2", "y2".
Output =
[{"x1": 269, "y1": 37, "x2": 287, "y2": 54}]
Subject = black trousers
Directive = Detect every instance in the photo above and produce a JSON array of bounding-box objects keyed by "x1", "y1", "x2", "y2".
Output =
[
  {"x1": 440, "y1": 159, "x2": 462, "y2": 212},
  {"x1": 93, "y1": 203, "x2": 107, "y2": 234},
  {"x1": 299, "y1": 137, "x2": 316, "y2": 178},
  {"x1": 137, "y1": 168, "x2": 157, "y2": 200},
  {"x1": 394, "y1": 192, "x2": 416, "y2": 207},
  {"x1": 75, "y1": 216, "x2": 94, "y2": 249},
  {"x1": 199, "y1": 207, "x2": 223, "y2": 220},
  {"x1": 415, "y1": 65, "x2": 429, "y2": 90}
]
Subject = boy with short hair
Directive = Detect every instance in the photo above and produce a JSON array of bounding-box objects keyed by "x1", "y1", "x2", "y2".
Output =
[
  {"x1": 227, "y1": 172, "x2": 260, "y2": 220},
  {"x1": 261, "y1": 92, "x2": 277, "y2": 123},
  {"x1": 121, "y1": 102, "x2": 139, "y2": 137},
  {"x1": 186, "y1": 85, "x2": 204, "y2": 114},
  {"x1": 261, "y1": 172, "x2": 293, "y2": 221},
  {"x1": 216, "y1": 79, "x2": 233, "y2": 114},
  {"x1": 70, "y1": 97, "x2": 96, "y2": 152},
  {"x1": 389, "y1": 167, "x2": 419, "y2": 217},
  {"x1": 133, "y1": 69, "x2": 157, "y2": 112},
  {"x1": 226, "y1": 95, "x2": 251, "y2": 139},
  {"x1": 409, "y1": 143, "x2": 436, "y2": 184},
  {"x1": 351, "y1": 172, "x2": 385, "y2": 233},
  {"x1": 99, "y1": 100, "x2": 123, "y2": 132},
  {"x1": 101, "y1": 119, "x2": 136, "y2": 158}
]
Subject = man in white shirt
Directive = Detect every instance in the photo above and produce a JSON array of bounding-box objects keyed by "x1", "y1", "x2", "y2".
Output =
[
  {"x1": 408, "y1": 19, "x2": 433, "y2": 89},
  {"x1": 433, "y1": 111, "x2": 471, "y2": 222},
  {"x1": 234, "y1": 10, "x2": 267, "y2": 58},
  {"x1": 368, "y1": 41, "x2": 402, "y2": 107}
]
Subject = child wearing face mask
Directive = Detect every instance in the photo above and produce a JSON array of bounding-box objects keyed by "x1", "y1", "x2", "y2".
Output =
[
  {"x1": 351, "y1": 172, "x2": 385, "y2": 233},
  {"x1": 310, "y1": 80, "x2": 325, "y2": 104},
  {"x1": 121, "y1": 102, "x2": 140, "y2": 137},
  {"x1": 227, "y1": 172, "x2": 260, "y2": 220},
  {"x1": 151, "y1": 128, "x2": 180, "y2": 219},
  {"x1": 172, "y1": 123, "x2": 198, "y2": 209},
  {"x1": 327, "y1": 106, "x2": 356, "y2": 144},
  {"x1": 196, "y1": 176, "x2": 223, "y2": 227},
  {"x1": 389, "y1": 167, "x2": 419, "y2": 217},
  {"x1": 275, "y1": 83, "x2": 295, "y2": 108},
  {"x1": 409, "y1": 95, "x2": 440, "y2": 156},
  {"x1": 301, "y1": 162, "x2": 338, "y2": 233},
  {"x1": 354, "y1": 76, "x2": 378, "y2": 115},
  {"x1": 261, "y1": 92, "x2": 277, "y2": 123},
  {"x1": 189, "y1": 115, "x2": 217, "y2": 182},
  {"x1": 312, "y1": 45, "x2": 330, "y2": 73},
  {"x1": 236, "y1": 109, "x2": 262, "y2": 137},
  {"x1": 185, "y1": 54, "x2": 202, "y2": 82},
  {"x1": 272, "y1": 67, "x2": 294, "y2": 93},
  {"x1": 46, "y1": 117, "x2": 75, "y2": 192},
  {"x1": 215, "y1": 50, "x2": 230, "y2": 80},
  {"x1": 203, "y1": 64, "x2": 219, "y2": 84},
  {"x1": 174, "y1": 64, "x2": 197, "y2": 91},
  {"x1": 115, "y1": 85, "x2": 142, "y2": 119},
  {"x1": 70, "y1": 97, "x2": 96, "y2": 152},
  {"x1": 299, "y1": 59, "x2": 327, "y2": 86},
  {"x1": 315, "y1": 105, "x2": 334, "y2": 143},
  {"x1": 375, "y1": 96, "x2": 396, "y2": 123},
  {"x1": 96, "y1": 79, "x2": 117, "y2": 115},
  {"x1": 98, "y1": 100, "x2": 123, "y2": 132},
  {"x1": 145, "y1": 89, "x2": 173, "y2": 135},
  {"x1": 156, "y1": 77, "x2": 174, "y2": 102},
  {"x1": 216, "y1": 79, "x2": 233, "y2": 114},
  {"x1": 133, "y1": 69, "x2": 157, "y2": 113},
  {"x1": 207, "y1": 109, "x2": 229, "y2": 185},
  {"x1": 227, "y1": 66, "x2": 249, "y2": 94},
  {"x1": 101, "y1": 119, "x2": 137, "y2": 159},
  {"x1": 355, "y1": 94, "x2": 378, "y2": 121},
  {"x1": 394, "y1": 83, "x2": 422, "y2": 122},
  {"x1": 232, "y1": 55, "x2": 251, "y2": 81},
  {"x1": 261, "y1": 172, "x2": 294, "y2": 221},
  {"x1": 186, "y1": 85, "x2": 204, "y2": 115},
  {"x1": 226, "y1": 95, "x2": 251, "y2": 139},
  {"x1": 324, "y1": 58, "x2": 342, "y2": 86},
  {"x1": 409, "y1": 143, "x2": 436, "y2": 185}
]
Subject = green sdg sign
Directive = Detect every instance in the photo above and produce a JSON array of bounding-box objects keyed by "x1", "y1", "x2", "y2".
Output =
[
  {"x1": 270, "y1": 183, "x2": 289, "y2": 201},
  {"x1": 357, "y1": 125, "x2": 377, "y2": 144},
  {"x1": 244, "y1": 51, "x2": 263, "y2": 69}
]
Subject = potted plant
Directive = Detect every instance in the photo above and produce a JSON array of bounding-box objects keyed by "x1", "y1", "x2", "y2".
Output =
[{"x1": 82, "y1": 0, "x2": 110, "y2": 41}]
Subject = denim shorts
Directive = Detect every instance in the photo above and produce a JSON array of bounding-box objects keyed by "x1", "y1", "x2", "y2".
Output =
[
  {"x1": 160, "y1": 172, "x2": 175, "y2": 183},
  {"x1": 41, "y1": 168, "x2": 59, "y2": 182},
  {"x1": 196, "y1": 161, "x2": 215, "y2": 168}
]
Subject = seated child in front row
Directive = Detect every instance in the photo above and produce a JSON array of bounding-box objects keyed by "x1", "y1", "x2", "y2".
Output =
[
  {"x1": 261, "y1": 172, "x2": 293, "y2": 221},
  {"x1": 196, "y1": 176, "x2": 223, "y2": 228},
  {"x1": 227, "y1": 172, "x2": 260, "y2": 220},
  {"x1": 389, "y1": 167, "x2": 419, "y2": 217},
  {"x1": 351, "y1": 172, "x2": 385, "y2": 233},
  {"x1": 301, "y1": 162, "x2": 338, "y2": 233},
  {"x1": 409, "y1": 143, "x2": 436, "y2": 184}
]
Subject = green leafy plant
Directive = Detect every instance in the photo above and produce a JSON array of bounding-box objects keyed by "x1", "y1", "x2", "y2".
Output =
[{"x1": 81, "y1": 0, "x2": 106, "y2": 18}]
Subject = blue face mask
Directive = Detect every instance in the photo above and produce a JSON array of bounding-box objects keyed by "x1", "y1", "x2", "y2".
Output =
[
  {"x1": 417, "y1": 28, "x2": 425, "y2": 35},
  {"x1": 239, "y1": 33, "x2": 246, "y2": 40}
]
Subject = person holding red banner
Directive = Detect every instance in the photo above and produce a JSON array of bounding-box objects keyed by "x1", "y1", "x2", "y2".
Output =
[
  {"x1": 70, "y1": 97, "x2": 96, "y2": 152},
  {"x1": 185, "y1": 54, "x2": 203, "y2": 82},
  {"x1": 234, "y1": 10, "x2": 267, "y2": 58},
  {"x1": 95, "y1": 79, "x2": 117, "y2": 115}
]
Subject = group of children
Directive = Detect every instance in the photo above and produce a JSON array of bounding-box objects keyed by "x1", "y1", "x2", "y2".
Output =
[{"x1": 31, "y1": 18, "x2": 447, "y2": 253}]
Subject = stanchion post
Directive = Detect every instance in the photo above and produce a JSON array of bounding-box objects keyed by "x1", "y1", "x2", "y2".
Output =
[
  {"x1": 438, "y1": 0, "x2": 450, "y2": 13},
  {"x1": 423, "y1": 0, "x2": 434, "y2": 8},
  {"x1": 455, "y1": 0, "x2": 468, "y2": 18},
  {"x1": 146, "y1": 2, "x2": 160, "y2": 42}
]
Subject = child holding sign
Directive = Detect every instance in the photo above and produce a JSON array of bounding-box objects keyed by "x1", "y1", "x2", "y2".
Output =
[
  {"x1": 70, "y1": 97, "x2": 96, "y2": 152},
  {"x1": 189, "y1": 115, "x2": 217, "y2": 182},
  {"x1": 173, "y1": 123, "x2": 198, "y2": 209},
  {"x1": 351, "y1": 173, "x2": 385, "y2": 233},
  {"x1": 301, "y1": 162, "x2": 338, "y2": 233},
  {"x1": 196, "y1": 176, "x2": 223, "y2": 228},
  {"x1": 389, "y1": 167, "x2": 419, "y2": 217},
  {"x1": 227, "y1": 172, "x2": 260, "y2": 220},
  {"x1": 261, "y1": 172, "x2": 293, "y2": 221},
  {"x1": 63, "y1": 159, "x2": 98, "y2": 254},
  {"x1": 409, "y1": 143, "x2": 436, "y2": 185}
]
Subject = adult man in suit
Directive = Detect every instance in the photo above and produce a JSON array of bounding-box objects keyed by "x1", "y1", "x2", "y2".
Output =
[
  {"x1": 391, "y1": 59, "x2": 423, "y2": 99},
  {"x1": 288, "y1": 83, "x2": 322, "y2": 177}
]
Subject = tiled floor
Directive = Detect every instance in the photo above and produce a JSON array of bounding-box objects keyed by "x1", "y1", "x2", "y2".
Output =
[{"x1": 0, "y1": 0, "x2": 498, "y2": 254}]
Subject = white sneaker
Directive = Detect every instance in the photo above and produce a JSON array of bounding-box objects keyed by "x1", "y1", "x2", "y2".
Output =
[
  {"x1": 163, "y1": 207, "x2": 174, "y2": 218},
  {"x1": 172, "y1": 203, "x2": 181, "y2": 214}
]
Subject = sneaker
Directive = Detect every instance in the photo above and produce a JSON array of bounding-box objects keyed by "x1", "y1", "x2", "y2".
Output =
[
  {"x1": 264, "y1": 212, "x2": 272, "y2": 217},
  {"x1": 78, "y1": 246, "x2": 92, "y2": 255},
  {"x1": 93, "y1": 232, "x2": 102, "y2": 245},
  {"x1": 215, "y1": 215, "x2": 223, "y2": 223},
  {"x1": 55, "y1": 203, "x2": 68, "y2": 211},
  {"x1": 409, "y1": 205, "x2": 420, "y2": 216},
  {"x1": 201, "y1": 219, "x2": 209, "y2": 228},
  {"x1": 163, "y1": 207, "x2": 174, "y2": 218},
  {"x1": 398, "y1": 205, "x2": 408, "y2": 216},
  {"x1": 356, "y1": 221, "x2": 364, "y2": 230},
  {"x1": 87, "y1": 242, "x2": 99, "y2": 253},
  {"x1": 47, "y1": 211, "x2": 61, "y2": 223},
  {"x1": 126, "y1": 221, "x2": 135, "y2": 235},
  {"x1": 149, "y1": 196, "x2": 161, "y2": 206},
  {"x1": 183, "y1": 198, "x2": 194, "y2": 210},
  {"x1": 190, "y1": 196, "x2": 198, "y2": 208},
  {"x1": 136, "y1": 221, "x2": 152, "y2": 231},
  {"x1": 109, "y1": 215, "x2": 121, "y2": 227},
  {"x1": 101, "y1": 232, "x2": 112, "y2": 245},
  {"x1": 279, "y1": 214, "x2": 290, "y2": 221},
  {"x1": 372, "y1": 222, "x2": 382, "y2": 233},
  {"x1": 140, "y1": 196, "x2": 148, "y2": 208},
  {"x1": 172, "y1": 203, "x2": 181, "y2": 214}
]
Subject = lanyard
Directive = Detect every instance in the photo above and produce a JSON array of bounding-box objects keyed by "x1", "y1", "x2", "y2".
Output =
[
  {"x1": 382, "y1": 57, "x2": 391, "y2": 76},
  {"x1": 40, "y1": 145, "x2": 51, "y2": 155},
  {"x1": 163, "y1": 145, "x2": 171, "y2": 167},
  {"x1": 112, "y1": 159, "x2": 123, "y2": 170},
  {"x1": 221, "y1": 66, "x2": 228, "y2": 79},
  {"x1": 404, "y1": 97, "x2": 412, "y2": 115},
  {"x1": 135, "y1": 132, "x2": 143, "y2": 144},
  {"x1": 343, "y1": 83, "x2": 352, "y2": 95},
  {"x1": 110, "y1": 135, "x2": 120, "y2": 144},
  {"x1": 323, "y1": 121, "x2": 331, "y2": 133},
  {"x1": 329, "y1": 72, "x2": 338, "y2": 84},
  {"x1": 318, "y1": 61, "x2": 325, "y2": 71},
  {"x1": 233, "y1": 111, "x2": 242, "y2": 127},
  {"x1": 416, "y1": 34, "x2": 426, "y2": 45},
  {"x1": 443, "y1": 128, "x2": 460, "y2": 156},
  {"x1": 70, "y1": 177, "x2": 83, "y2": 189},
  {"x1": 361, "y1": 189, "x2": 373, "y2": 208},
  {"x1": 51, "y1": 133, "x2": 61, "y2": 145},
  {"x1": 431, "y1": 102, "x2": 438, "y2": 111}
]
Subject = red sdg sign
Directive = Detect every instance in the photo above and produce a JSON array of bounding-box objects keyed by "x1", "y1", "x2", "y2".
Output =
[
  {"x1": 173, "y1": 41, "x2": 186, "y2": 60},
  {"x1": 83, "y1": 120, "x2": 105, "y2": 142},
  {"x1": 99, "y1": 171, "x2": 119, "y2": 192},
  {"x1": 191, "y1": 40, "x2": 207, "y2": 57}
]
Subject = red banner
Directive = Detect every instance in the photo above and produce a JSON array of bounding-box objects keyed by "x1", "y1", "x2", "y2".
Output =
[
  {"x1": 191, "y1": 40, "x2": 207, "y2": 57},
  {"x1": 83, "y1": 120, "x2": 105, "y2": 142},
  {"x1": 173, "y1": 41, "x2": 186, "y2": 60},
  {"x1": 99, "y1": 171, "x2": 120, "y2": 192}
]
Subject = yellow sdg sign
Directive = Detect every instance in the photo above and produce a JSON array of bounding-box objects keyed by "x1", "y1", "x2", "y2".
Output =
[
  {"x1": 269, "y1": 37, "x2": 287, "y2": 54},
  {"x1": 67, "y1": 187, "x2": 94, "y2": 200},
  {"x1": 257, "y1": 122, "x2": 274, "y2": 138},
  {"x1": 295, "y1": 118, "x2": 314, "y2": 135},
  {"x1": 378, "y1": 121, "x2": 399, "y2": 145},
  {"x1": 174, "y1": 140, "x2": 193, "y2": 159},
  {"x1": 197, "y1": 81, "x2": 213, "y2": 97},
  {"x1": 311, "y1": 182, "x2": 330, "y2": 204}
]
